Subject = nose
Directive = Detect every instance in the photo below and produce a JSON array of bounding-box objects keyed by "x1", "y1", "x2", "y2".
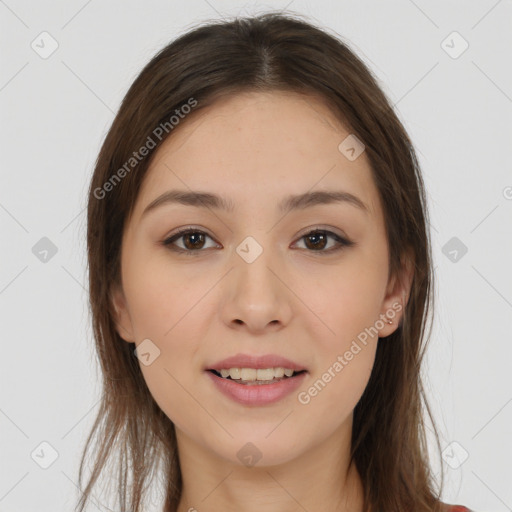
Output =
[{"x1": 219, "y1": 246, "x2": 293, "y2": 334}]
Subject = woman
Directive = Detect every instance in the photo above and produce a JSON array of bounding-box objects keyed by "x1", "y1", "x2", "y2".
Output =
[{"x1": 78, "y1": 12, "x2": 474, "y2": 512}]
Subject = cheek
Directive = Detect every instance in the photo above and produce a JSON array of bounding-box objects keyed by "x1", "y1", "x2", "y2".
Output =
[
  {"x1": 123, "y1": 250, "x2": 212, "y2": 341},
  {"x1": 298, "y1": 325, "x2": 378, "y2": 427},
  {"x1": 300, "y1": 256, "x2": 387, "y2": 346},
  {"x1": 122, "y1": 253, "x2": 214, "y2": 423},
  {"x1": 294, "y1": 249, "x2": 385, "y2": 407}
]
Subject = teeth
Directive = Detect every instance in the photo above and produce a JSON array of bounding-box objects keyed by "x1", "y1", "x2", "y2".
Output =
[
  {"x1": 274, "y1": 367, "x2": 285, "y2": 378},
  {"x1": 256, "y1": 368, "x2": 274, "y2": 380},
  {"x1": 232, "y1": 368, "x2": 241, "y2": 379},
  {"x1": 216, "y1": 367, "x2": 299, "y2": 381}
]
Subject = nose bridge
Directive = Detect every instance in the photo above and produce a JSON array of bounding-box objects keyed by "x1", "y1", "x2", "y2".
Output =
[
  {"x1": 234, "y1": 232, "x2": 280, "y2": 298},
  {"x1": 221, "y1": 231, "x2": 292, "y2": 329}
]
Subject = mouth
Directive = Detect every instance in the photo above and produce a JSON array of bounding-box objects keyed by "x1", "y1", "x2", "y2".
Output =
[
  {"x1": 205, "y1": 367, "x2": 308, "y2": 406},
  {"x1": 207, "y1": 368, "x2": 308, "y2": 385}
]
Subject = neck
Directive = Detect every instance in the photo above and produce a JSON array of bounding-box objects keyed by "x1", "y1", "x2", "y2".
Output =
[{"x1": 175, "y1": 421, "x2": 364, "y2": 512}]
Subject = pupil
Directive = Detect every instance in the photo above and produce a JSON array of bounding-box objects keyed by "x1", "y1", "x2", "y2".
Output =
[
  {"x1": 306, "y1": 232, "x2": 326, "y2": 250},
  {"x1": 184, "y1": 232, "x2": 204, "y2": 249}
]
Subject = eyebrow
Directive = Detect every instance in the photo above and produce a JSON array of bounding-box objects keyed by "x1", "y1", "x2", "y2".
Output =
[{"x1": 141, "y1": 189, "x2": 370, "y2": 217}]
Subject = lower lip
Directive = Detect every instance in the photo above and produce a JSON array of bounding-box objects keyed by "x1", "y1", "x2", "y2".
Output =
[{"x1": 206, "y1": 370, "x2": 308, "y2": 406}]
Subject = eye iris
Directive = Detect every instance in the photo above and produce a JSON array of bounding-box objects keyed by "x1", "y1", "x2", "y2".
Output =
[
  {"x1": 183, "y1": 232, "x2": 205, "y2": 250},
  {"x1": 305, "y1": 232, "x2": 327, "y2": 250}
]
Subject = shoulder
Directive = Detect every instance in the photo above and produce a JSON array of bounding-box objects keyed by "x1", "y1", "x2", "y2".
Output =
[{"x1": 444, "y1": 504, "x2": 474, "y2": 512}]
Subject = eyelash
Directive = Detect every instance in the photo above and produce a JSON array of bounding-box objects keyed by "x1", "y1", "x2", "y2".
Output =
[{"x1": 162, "y1": 226, "x2": 355, "y2": 256}]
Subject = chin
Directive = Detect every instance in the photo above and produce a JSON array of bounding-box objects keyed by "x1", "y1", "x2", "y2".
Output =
[{"x1": 209, "y1": 431, "x2": 303, "y2": 469}]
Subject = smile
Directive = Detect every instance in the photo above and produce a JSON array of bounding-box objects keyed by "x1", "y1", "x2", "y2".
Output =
[
  {"x1": 206, "y1": 368, "x2": 308, "y2": 405},
  {"x1": 211, "y1": 367, "x2": 306, "y2": 383}
]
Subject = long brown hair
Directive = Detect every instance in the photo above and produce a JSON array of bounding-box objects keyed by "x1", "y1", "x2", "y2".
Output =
[{"x1": 79, "y1": 11, "x2": 444, "y2": 512}]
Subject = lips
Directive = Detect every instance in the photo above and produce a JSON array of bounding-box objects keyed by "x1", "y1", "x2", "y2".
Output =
[
  {"x1": 205, "y1": 353, "x2": 307, "y2": 371},
  {"x1": 206, "y1": 368, "x2": 308, "y2": 406}
]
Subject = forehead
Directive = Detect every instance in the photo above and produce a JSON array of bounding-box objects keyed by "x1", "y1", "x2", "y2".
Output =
[{"x1": 133, "y1": 91, "x2": 380, "y2": 220}]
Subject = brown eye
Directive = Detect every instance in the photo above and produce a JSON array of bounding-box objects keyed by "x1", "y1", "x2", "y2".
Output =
[
  {"x1": 181, "y1": 232, "x2": 206, "y2": 250},
  {"x1": 304, "y1": 231, "x2": 329, "y2": 250},
  {"x1": 294, "y1": 229, "x2": 354, "y2": 255},
  {"x1": 163, "y1": 228, "x2": 219, "y2": 254}
]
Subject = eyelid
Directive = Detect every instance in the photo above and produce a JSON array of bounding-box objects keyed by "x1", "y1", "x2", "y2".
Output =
[{"x1": 295, "y1": 224, "x2": 347, "y2": 240}]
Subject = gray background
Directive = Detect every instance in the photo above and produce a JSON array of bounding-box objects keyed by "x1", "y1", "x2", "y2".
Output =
[{"x1": 1, "y1": 1, "x2": 511, "y2": 511}]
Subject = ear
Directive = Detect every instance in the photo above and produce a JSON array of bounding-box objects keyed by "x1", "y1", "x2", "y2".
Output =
[
  {"x1": 110, "y1": 283, "x2": 136, "y2": 343},
  {"x1": 377, "y1": 249, "x2": 415, "y2": 338}
]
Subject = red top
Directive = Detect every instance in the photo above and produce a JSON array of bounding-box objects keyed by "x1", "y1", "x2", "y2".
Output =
[{"x1": 448, "y1": 506, "x2": 472, "y2": 512}]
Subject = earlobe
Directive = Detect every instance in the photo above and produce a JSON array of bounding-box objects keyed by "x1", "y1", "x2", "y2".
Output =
[
  {"x1": 110, "y1": 284, "x2": 136, "y2": 343},
  {"x1": 378, "y1": 251, "x2": 415, "y2": 338}
]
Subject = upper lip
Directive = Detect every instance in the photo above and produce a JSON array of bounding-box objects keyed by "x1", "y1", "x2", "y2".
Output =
[{"x1": 206, "y1": 353, "x2": 307, "y2": 371}]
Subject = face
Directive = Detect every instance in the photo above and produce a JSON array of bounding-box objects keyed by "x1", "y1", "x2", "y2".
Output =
[{"x1": 111, "y1": 91, "x2": 411, "y2": 468}]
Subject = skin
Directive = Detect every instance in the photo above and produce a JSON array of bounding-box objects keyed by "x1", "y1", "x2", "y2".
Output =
[{"x1": 111, "y1": 91, "x2": 413, "y2": 512}]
